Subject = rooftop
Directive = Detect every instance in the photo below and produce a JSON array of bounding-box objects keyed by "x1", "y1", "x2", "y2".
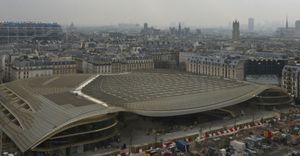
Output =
[
  {"x1": 0, "y1": 74, "x2": 119, "y2": 152},
  {"x1": 0, "y1": 70, "x2": 278, "y2": 152},
  {"x1": 82, "y1": 70, "x2": 272, "y2": 116}
]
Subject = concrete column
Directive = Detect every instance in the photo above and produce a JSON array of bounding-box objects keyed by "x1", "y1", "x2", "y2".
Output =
[
  {"x1": 77, "y1": 145, "x2": 84, "y2": 154},
  {"x1": 66, "y1": 147, "x2": 70, "y2": 156}
]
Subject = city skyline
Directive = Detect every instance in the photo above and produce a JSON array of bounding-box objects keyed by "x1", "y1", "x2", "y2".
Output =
[
  {"x1": 1, "y1": 1, "x2": 300, "y2": 155},
  {"x1": 1, "y1": 0, "x2": 300, "y2": 27}
]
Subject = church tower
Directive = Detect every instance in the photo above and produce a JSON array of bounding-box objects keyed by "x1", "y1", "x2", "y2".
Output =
[{"x1": 232, "y1": 20, "x2": 240, "y2": 41}]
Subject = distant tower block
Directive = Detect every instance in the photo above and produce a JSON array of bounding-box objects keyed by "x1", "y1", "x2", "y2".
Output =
[
  {"x1": 295, "y1": 20, "x2": 300, "y2": 30},
  {"x1": 178, "y1": 22, "x2": 182, "y2": 33},
  {"x1": 248, "y1": 18, "x2": 254, "y2": 32},
  {"x1": 286, "y1": 16, "x2": 289, "y2": 29},
  {"x1": 232, "y1": 20, "x2": 240, "y2": 41},
  {"x1": 144, "y1": 23, "x2": 148, "y2": 30}
]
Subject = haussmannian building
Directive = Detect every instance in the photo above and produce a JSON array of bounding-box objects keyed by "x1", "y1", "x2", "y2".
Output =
[
  {"x1": 186, "y1": 56, "x2": 245, "y2": 80},
  {"x1": 51, "y1": 59, "x2": 77, "y2": 75},
  {"x1": 81, "y1": 58, "x2": 154, "y2": 74},
  {"x1": 6, "y1": 56, "x2": 76, "y2": 81},
  {"x1": 9, "y1": 58, "x2": 53, "y2": 80},
  {"x1": 182, "y1": 51, "x2": 288, "y2": 82}
]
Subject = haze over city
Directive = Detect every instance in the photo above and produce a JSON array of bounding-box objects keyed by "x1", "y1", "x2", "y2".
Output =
[
  {"x1": 3, "y1": 0, "x2": 300, "y2": 155},
  {"x1": 1, "y1": 0, "x2": 300, "y2": 27}
]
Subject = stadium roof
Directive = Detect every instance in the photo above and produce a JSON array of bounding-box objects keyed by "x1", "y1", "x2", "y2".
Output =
[{"x1": 0, "y1": 70, "x2": 279, "y2": 152}]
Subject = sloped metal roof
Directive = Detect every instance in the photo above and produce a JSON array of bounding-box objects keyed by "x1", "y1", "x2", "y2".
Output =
[
  {"x1": 0, "y1": 74, "x2": 120, "y2": 152},
  {"x1": 82, "y1": 70, "x2": 274, "y2": 116},
  {"x1": 0, "y1": 71, "x2": 279, "y2": 152}
]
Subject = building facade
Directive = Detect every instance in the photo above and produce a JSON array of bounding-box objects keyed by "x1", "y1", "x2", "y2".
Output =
[
  {"x1": 52, "y1": 60, "x2": 77, "y2": 75},
  {"x1": 296, "y1": 20, "x2": 300, "y2": 30},
  {"x1": 4, "y1": 55, "x2": 76, "y2": 81},
  {"x1": 186, "y1": 55, "x2": 245, "y2": 80},
  {"x1": 151, "y1": 51, "x2": 179, "y2": 69},
  {"x1": 9, "y1": 58, "x2": 53, "y2": 80},
  {"x1": 0, "y1": 22, "x2": 63, "y2": 44},
  {"x1": 282, "y1": 65, "x2": 300, "y2": 99},
  {"x1": 181, "y1": 52, "x2": 287, "y2": 82},
  {"x1": 81, "y1": 58, "x2": 154, "y2": 74},
  {"x1": 248, "y1": 18, "x2": 254, "y2": 32}
]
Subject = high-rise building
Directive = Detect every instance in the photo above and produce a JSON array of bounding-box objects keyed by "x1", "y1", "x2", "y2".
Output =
[
  {"x1": 232, "y1": 20, "x2": 240, "y2": 41},
  {"x1": 286, "y1": 16, "x2": 289, "y2": 29},
  {"x1": 248, "y1": 18, "x2": 254, "y2": 32},
  {"x1": 144, "y1": 22, "x2": 148, "y2": 30},
  {"x1": 295, "y1": 20, "x2": 300, "y2": 30}
]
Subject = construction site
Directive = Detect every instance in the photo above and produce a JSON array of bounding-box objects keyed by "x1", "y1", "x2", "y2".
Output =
[{"x1": 110, "y1": 106, "x2": 300, "y2": 156}]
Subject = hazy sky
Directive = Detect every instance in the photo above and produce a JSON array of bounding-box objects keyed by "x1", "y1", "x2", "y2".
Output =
[{"x1": 0, "y1": 0, "x2": 299, "y2": 27}]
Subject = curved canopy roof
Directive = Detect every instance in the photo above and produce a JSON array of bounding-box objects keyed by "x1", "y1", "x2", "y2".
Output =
[
  {"x1": 0, "y1": 70, "x2": 281, "y2": 152},
  {"x1": 82, "y1": 71, "x2": 273, "y2": 116}
]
